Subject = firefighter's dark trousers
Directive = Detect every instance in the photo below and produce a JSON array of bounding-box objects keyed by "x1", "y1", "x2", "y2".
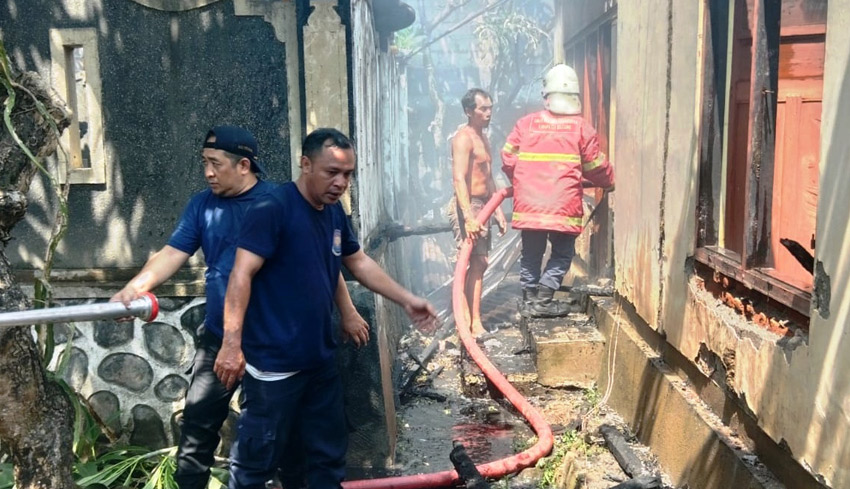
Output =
[{"x1": 519, "y1": 230, "x2": 577, "y2": 292}]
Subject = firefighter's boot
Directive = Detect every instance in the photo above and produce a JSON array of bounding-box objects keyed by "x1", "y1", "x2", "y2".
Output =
[{"x1": 529, "y1": 286, "x2": 571, "y2": 318}]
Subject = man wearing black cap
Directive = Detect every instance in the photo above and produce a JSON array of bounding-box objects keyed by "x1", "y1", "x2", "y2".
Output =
[{"x1": 111, "y1": 126, "x2": 369, "y2": 489}]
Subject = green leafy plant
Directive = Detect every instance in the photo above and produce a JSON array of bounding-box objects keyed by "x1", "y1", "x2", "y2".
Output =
[
  {"x1": 473, "y1": 6, "x2": 548, "y2": 59},
  {"x1": 492, "y1": 476, "x2": 512, "y2": 489},
  {"x1": 72, "y1": 444, "x2": 226, "y2": 489},
  {"x1": 0, "y1": 463, "x2": 13, "y2": 489},
  {"x1": 75, "y1": 446, "x2": 175, "y2": 489},
  {"x1": 536, "y1": 433, "x2": 572, "y2": 488},
  {"x1": 512, "y1": 434, "x2": 535, "y2": 453},
  {"x1": 584, "y1": 384, "x2": 601, "y2": 409},
  {"x1": 536, "y1": 430, "x2": 603, "y2": 488},
  {"x1": 473, "y1": 2, "x2": 550, "y2": 100},
  {"x1": 392, "y1": 25, "x2": 426, "y2": 55}
]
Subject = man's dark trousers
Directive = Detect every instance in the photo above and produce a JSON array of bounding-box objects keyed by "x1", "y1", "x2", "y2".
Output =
[
  {"x1": 519, "y1": 230, "x2": 577, "y2": 291},
  {"x1": 175, "y1": 329, "x2": 235, "y2": 489},
  {"x1": 175, "y1": 328, "x2": 306, "y2": 489},
  {"x1": 229, "y1": 359, "x2": 347, "y2": 489}
]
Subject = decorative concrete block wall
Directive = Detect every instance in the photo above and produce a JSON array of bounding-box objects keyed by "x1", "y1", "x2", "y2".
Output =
[
  {"x1": 51, "y1": 289, "x2": 378, "y2": 459},
  {"x1": 54, "y1": 297, "x2": 207, "y2": 449}
]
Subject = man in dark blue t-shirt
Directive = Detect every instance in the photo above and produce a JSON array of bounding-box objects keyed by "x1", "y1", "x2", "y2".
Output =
[
  {"x1": 112, "y1": 126, "x2": 368, "y2": 489},
  {"x1": 215, "y1": 128, "x2": 436, "y2": 489}
]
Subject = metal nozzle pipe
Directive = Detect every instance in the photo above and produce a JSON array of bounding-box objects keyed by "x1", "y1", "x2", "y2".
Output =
[{"x1": 0, "y1": 292, "x2": 159, "y2": 328}]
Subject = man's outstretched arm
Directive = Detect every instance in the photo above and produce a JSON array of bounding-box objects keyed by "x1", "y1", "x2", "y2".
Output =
[
  {"x1": 111, "y1": 245, "x2": 191, "y2": 305},
  {"x1": 343, "y1": 250, "x2": 436, "y2": 332}
]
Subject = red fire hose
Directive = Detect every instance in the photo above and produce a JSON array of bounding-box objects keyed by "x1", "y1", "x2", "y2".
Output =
[{"x1": 344, "y1": 187, "x2": 554, "y2": 489}]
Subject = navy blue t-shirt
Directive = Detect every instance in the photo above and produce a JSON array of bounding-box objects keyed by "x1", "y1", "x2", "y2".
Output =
[
  {"x1": 167, "y1": 180, "x2": 275, "y2": 339},
  {"x1": 237, "y1": 182, "x2": 360, "y2": 372}
]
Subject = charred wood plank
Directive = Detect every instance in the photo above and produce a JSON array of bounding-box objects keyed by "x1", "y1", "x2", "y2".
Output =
[
  {"x1": 599, "y1": 424, "x2": 645, "y2": 478},
  {"x1": 609, "y1": 475, "x2": 663, "y2": 489},
  {"x1": 406, "y1": 388, "x2": 447, "y2": 403},
  {"x1": 742, "y1": 0, "x2": 781, "y2": 268},
  {"x1": 364, "y1": 220, "x2": 453, "y2": 252},
  {"x1": 779, "y1": 238, "x2": 814, "y2": 274},
  {"x1": 399, "y1": 320, "x2": 455, "y2": 400},
  {"x1": 450, "y1": 441, "x2": 491, "y2": 489}
]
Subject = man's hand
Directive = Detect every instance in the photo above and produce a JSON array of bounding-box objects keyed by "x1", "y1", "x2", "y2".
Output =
[
  {"x1": 214, "y1": 340, "x2": 246, "y2": 390},
  {"x1": 109, "y1": 286, "x2": 139, "y2": 322},
  {"x1": 341, "y1": 309, "x2": 370, "y2": 348},
  {"x1": 404, "y1": 296, "x2": 438, "y2": 334},
  {"x1": 464, "y1": 218, "x2": 483, "y2": 240},
  {"x1": 110, "y1": 286, "x2": 137, "y2": 306},
  {"x1": 107, "y1": 248, "x2": 190, "y2": 321}
]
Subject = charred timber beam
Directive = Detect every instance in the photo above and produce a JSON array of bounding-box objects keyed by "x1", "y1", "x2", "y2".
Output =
[
  {"x1": 365, "y1": 220, "x2": 452, "y2": 252},
  {"x1": 742, "y1": 0, "x2": 780, "y2": 269},
  {"x1": 399, "y1": 325, "x2": 454, "y2": 402},
  {"x1": 609, "y1": 475, "x2": 663, "y2": 489},
  {"x1": 599, "y1": 424, "x2": 645, "y2": 479},
  {"x1": 450, "y1": 441, "x2": 491, "y2": 489}
]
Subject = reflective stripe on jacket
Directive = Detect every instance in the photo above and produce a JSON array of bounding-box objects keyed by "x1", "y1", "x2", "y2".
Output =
[{"x1": 501, "y1": 110, "x2": 614, "y2": 234}]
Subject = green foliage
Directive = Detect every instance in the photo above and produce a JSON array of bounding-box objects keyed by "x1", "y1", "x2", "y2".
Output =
[
  {"x1": 0, "y1": 464, "x2": 13, "y2": 489},
  {"x1": 44, "y1": 378, "x2": 172, "y2": 488},
  {"x1": 536, "y1": 433, "x2": 572, "y2": 488},
  {"x1": 469, "y1": 0, "x2": 553, "y2": 133},
  {"x1": 72, "y1": 445, "x2": 226, "y2": 489},
  {"x1": 63, "y1": 397, "x2": 226, "y2": 489},
  {"x1": 392, "y1": 26, "x2": 426, "y2": 55},
  {"x1": 75, "y1": 447, "x2": 176, "y2": 489},
  {"x1": 492, "y1": 476, "x2": 511, "y2": 489},
  {"x1": 512, "y1": 433, "x2": 535, "y2": 453},
  {"x1": 536, "y1": 431, "x2": 603, "y2": 489},
  {"x1": 583, "y1": 384, "x2": 601, "y2": 409}
]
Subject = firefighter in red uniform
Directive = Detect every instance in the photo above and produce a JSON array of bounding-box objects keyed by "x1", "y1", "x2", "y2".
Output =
[{"x1": 501, "y1": 64, "x2": 615, "y2": 317}]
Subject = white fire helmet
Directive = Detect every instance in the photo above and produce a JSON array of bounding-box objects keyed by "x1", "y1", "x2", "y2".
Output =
[
  {"x1": 542, "y1": 63, "x2": 580, "y2": 97},
  {"x1": 542, "y1": 64, "x2": 581, "y2": 115}
]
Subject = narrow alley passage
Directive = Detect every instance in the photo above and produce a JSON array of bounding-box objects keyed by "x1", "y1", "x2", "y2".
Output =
[{"x1": 387, "y1": 256, "x2": 676, "y2": 488}]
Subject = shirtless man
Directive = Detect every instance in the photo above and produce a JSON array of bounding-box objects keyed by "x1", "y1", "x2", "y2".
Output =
[{"x1": 450, "y1": 88, "x2": 508, "y2": 337}]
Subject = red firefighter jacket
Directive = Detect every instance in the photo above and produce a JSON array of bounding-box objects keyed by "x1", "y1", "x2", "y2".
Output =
[{"x1": 501, "y1": 110, "x2": 614, "y2": 234}]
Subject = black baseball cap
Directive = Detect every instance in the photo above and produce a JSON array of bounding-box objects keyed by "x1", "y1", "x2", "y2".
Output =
[{"x1": 203, "y1": 125, "x2": 265, "y2": 175}]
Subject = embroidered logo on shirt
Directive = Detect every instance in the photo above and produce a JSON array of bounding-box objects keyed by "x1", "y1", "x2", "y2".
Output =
[{"x1": 332, "y1": 229, "x2": 342, "y2": 256}]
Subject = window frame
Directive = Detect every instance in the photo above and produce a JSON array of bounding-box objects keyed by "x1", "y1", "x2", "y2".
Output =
[
  {"x1": 49, "y1": 28, "x2": 107, "y2": 185},
  {"x1": 694, "y1": 0, "x2": 819, "y2": 318}
]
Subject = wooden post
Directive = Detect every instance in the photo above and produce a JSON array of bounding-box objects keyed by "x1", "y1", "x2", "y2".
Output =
[{"x1": 742, "y1": 0, "x2": 780, "y2": 269}]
